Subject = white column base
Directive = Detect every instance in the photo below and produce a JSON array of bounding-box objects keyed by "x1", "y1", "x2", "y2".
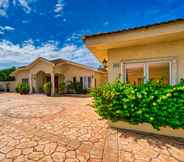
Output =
[
  {"x1": 29, "y1": 73, "x2": 33, "y2": 94},
  {"x1": 51, "y1": 73, "x2": 55, "y2": 96}
]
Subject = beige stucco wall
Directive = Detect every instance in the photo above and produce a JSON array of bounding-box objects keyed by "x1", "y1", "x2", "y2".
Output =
[
  {"x1": 30, "y1": 60, "x2": 53, "y2": 75},
  {"x1": 94, "y1": 71, "x2": 107, "y2": 87},
  {"x1": 13, "y1": 70, "x2": 29, "y2": 92},
  {"x1": 108, "y1": 39, "x2": 184, "y2": 83},
  {"x1": 55, "y1": 64, "x2": 107, "y2": 87},
  {"x1": 14, "y1": 70, "x2": 29, "y2": 83},
  {"x1": 29, "y1": 60, "x2": 54, "y2": 92}
]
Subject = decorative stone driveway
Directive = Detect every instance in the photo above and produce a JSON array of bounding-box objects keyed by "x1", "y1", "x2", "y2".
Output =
[{"x1": 0, "y1": 93, "x2": 183, "y2": 162}]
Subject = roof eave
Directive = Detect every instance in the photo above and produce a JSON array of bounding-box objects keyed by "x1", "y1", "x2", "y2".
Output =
[{"x1": 83, "y1": 18, "x2": 184, "y2": 40}]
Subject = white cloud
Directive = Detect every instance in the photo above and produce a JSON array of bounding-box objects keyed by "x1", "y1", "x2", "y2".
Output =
[
  {"x1": 0, "y1": 25, "x2": 14, "y2": 34},
  {"x1": 66, "y1": 33, "x2": 82, "y2": 43},
  {"x1": 0, "y1": 31, "x2": 4, "y2": 35},
  {"x1": 0, "y1": 0, "x2": 34, "y2": 16},
  {"x1": 65, "y1": 30, "x2": 91, "y2": 44},
  {"x1": 15, "y1": 0, "x2": 31, "y2": 13},
  {"x1": 0, "y1": 40, "x2": 100, "y2": 69},
  {"x1": 54, "y1": 0, "x2": 64, "y2": 17},
  {"x1": 0, "y1": 0, "x2": 9, "y2": 16},
  {"x1": 3, "y1": 26, "x2": 14, "y2": 31},
  {"x1": 0, "y1": 0, "x2": 64, "y2": 17}
]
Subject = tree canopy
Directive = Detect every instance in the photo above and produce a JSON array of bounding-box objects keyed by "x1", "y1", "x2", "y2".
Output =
[{"x1": 0, "y1": 67, "x2": 16, "y2": 81}]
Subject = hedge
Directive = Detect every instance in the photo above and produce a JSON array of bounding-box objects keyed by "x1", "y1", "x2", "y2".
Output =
[{"x1": 91, "y1": 80, "x2": 184, "y2": 130}]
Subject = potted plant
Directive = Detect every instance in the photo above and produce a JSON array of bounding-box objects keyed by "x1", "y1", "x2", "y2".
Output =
[{"x1": 43, "y1": 82, "x2": 52, "y2": 96}]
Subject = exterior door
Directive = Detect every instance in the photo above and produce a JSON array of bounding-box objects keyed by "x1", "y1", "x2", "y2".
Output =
[{"x1": 55, "y1": 76, "x2": 59, "y2": 94}]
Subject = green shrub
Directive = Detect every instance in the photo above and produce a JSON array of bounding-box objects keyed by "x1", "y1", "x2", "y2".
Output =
[
  {"x1": 82, "y1": 88, "x2": 90, "y2": 94},
  {"x1": 91, "y1": 80, "x2": 184, "y2": 130},
  {"x1": 38, "y1": 86, "x2": 44, "y2": 93},
  {"x1": 15, "y1": 83, "x2": 21, "y2": 93},
  {"x1": 20, "y1": 83, "x2": 30, "y2": 94},
  {"x1": 74, "y1": 82, "x2": 83, "y2": 94},
  {"x1": 59, "y1": 80, "x2": 65, "y2": 95},
  {"x1": 43, "y1": 82, "x2": 52, "y2": 96},
  {"x1": 67, "y1": 81, "x2": 83, "y2": 94},
  {"x1": 179, "y1": 78, "x2": 184, "y2": 85},
  {"x1": 16, "y1": 83, "x2": 30, "y2": 94},
  {"x1": 66, "y1": 81, "x2": 75, "y2": 94}
]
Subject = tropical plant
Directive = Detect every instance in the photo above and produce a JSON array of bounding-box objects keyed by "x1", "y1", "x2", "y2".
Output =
[
  {"x1": 20, "y1": 82, "x2": 30, "y2": 94},
  {"x1": 16, "y1": 83, "x2": 30, "y2": 94},
  {"x1": 179, "y1": 78, "x2": 184, "y2": 85},
  {"x1": 91, "y1": 80, "x2": 184, "y2": 130},
  {"x1": 66, "y1": 81, "x2": 74, "y2": 94},
  {"x1": 15, "y1": 83, "x2": 21, "y2": 93},
  {"x1": 67, "y1": 81, "x2": 83, "y2": 94},
  {"x1": 74, "y1": 82, "x2": 83, "y2": 94},
  {"x1": 43, "y1": 82, "x2": 52, "y2": 96},
  {"x1": 59, "y1": 80, "x2": 65, "y2": 95}
]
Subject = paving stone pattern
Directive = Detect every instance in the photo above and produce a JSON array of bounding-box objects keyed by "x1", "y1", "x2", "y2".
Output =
[{"x1": 0, "y1": 93, "x2": 183, "y2": 162}]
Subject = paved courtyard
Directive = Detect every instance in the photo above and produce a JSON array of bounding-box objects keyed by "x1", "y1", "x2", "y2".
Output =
[{"x1": 0, "y1": 93, "x2": 183, "y2": 162}]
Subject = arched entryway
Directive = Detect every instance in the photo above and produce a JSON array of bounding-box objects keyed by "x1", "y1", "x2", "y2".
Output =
[{"x1": 35, "y1": 71, "x2": 51, "y2": 93}]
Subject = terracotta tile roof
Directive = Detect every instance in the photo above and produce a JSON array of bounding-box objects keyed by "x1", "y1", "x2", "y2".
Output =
[
  {"x1": 16, "y1": 57, "x2": 106, "y2": 73},
  {"x1": 18, "y1": 65, "x2": 27, "y2": 69},
  {"x1": 83, "y1": 18, "x2": 184, "y2": 39}
]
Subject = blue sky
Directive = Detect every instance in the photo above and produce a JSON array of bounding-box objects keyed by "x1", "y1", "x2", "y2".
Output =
[{"x1": 0, "y1": 0, "x2": 184, "y2": 69}]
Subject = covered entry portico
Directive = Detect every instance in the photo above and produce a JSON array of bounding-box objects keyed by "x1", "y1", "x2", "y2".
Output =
[
  {"x1": 30, "y1": 72, "x2": 64, "y2": 96},
  {"x1": 28, "y1": 58, "x2": 60, "y2": 96},
  {"x1": 29, "y1": 72, "x2": 56, "y2": 96}
]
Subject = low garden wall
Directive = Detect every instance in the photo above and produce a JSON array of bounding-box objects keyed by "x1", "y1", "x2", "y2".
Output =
[
  {"x1": 91, "y1": 80, "x2": 184, "y2": 138},
  {"x1": 109, "y1": 120, "x2": 184, "y2": 138},
  {"x1": 0, "y1": 81, "x2": 16, "y2": 92}
]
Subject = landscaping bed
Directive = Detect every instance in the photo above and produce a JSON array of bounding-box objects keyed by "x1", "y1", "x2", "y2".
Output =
[{"x1": 91, "y1": 80, "x2": 184, "y2": 138}]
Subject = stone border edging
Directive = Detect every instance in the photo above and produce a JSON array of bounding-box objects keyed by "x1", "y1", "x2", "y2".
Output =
[{"x1": 109, "y1": 120, "x2": 184, "y2": 139}]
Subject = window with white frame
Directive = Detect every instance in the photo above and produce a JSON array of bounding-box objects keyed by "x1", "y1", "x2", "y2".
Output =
[
  {"x1": 124, "y1": 61, "x2": 171, "y2": 85},
  {"x1": 80, "y1": 76, "x2": 92, "y2": 89}
]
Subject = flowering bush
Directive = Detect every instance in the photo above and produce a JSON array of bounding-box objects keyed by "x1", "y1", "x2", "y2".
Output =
[{"x1": 91, "y1": 80, "x2": 184, "y2": 130}]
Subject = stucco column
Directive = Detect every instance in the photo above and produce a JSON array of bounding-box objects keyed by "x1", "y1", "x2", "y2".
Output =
[
  {"x1": 120, "y1": 61, "x2": 125, "y2": 82},
  {"x1": 29, "y1": 73, "x2": 33, "y2": 94},
  {"x1": 51, "y1": 73, "x2": 55, "y2": 96},
  {"x1": 171, "y1": 59, "x2": 177, "y2": 85},
  {"x1": 91, "y1": 74, "x2": 95, "y2": 88}
]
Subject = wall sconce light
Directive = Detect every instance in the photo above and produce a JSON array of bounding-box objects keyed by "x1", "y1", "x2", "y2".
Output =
[{"x1": 102, "y1": 59, "x2": 107, "y2": 68}]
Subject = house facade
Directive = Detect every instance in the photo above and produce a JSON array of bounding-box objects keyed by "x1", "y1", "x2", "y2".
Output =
[
  {"x1": 11, "y1": 57, "x2": 107, "y2": 96},
  {"x1": 84, "y1": 19, "x2": 184, "y2": 85}
]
